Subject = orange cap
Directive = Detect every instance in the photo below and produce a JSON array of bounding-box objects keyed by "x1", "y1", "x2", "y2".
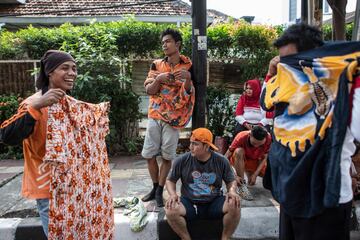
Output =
[{"x1": 190, "y1": 128, "x2": 219, "y2": 151}]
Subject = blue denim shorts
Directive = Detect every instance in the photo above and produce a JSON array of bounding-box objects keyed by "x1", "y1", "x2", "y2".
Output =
[{"x1": 180, "y1": 196, "x2": 225, "y2": 221}]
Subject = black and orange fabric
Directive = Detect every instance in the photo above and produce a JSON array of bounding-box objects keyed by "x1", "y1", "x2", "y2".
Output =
[{"x1": 262, "y1": 41, "x2": 360, "y2": 218}]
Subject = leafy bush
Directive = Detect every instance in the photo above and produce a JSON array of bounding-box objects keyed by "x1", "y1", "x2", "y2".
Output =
[
  {"x1": 322, "y1": 23, "x2": 354, "y2": 41},
  {"x1": 206, "y1": 86, "x2": 236, "y2": 138},
  {"x1": 0, "y1": 19, "x2": 279, "y2": 83},
  {"x1": 60, "y1": 35, "x2": 142, "y2": 155},
  {"x1": 0, "y1": 94, "x2": 23, "y2": 159}
]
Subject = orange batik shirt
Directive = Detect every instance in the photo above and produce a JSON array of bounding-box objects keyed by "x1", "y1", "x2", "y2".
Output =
[
  {"x1": 44, "y1": 95, "x2": 114, "y2": 240},
  {"x1": 145, "y1": 55, "x2": 195, "y2": 128}
]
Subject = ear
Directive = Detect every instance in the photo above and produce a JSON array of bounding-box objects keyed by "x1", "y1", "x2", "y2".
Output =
[
  {"x1": 204, "y1": 144, "x2": 210, "y2": 152},
  {"x1": 175, "y1": 41, "x2": 181, "y2": 50}
]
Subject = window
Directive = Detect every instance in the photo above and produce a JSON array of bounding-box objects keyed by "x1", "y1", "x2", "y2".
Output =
[
  {"x1": 289, "y1": 0, "x2": 297, "y2": 22},
  {"x1": 324, "y1": 0, "x2": 330, "y2": 14}
]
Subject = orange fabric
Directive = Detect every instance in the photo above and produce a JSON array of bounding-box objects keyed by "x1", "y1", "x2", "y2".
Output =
[
  {"x1": 145, "y1": 55, "x2": 195, "y2": 128},
  {"x1": 244, "y1": 157, "x2": 266, "y2": 176},
  {"x1": 0, "y1": 92, "x2": 51, "y2": 199},
  {"x1": 44, "y1": 96, "x2": 114, "y2": 240}
]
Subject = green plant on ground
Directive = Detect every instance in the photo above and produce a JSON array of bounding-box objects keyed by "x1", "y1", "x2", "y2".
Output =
[{"x1": 206, "y1": 86, "x2": 236, "y2": 138}]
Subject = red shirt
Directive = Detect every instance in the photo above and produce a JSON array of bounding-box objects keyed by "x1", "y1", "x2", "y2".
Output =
[{"x1": 229, "y1": 130, "x2": 271, "y2": 162}]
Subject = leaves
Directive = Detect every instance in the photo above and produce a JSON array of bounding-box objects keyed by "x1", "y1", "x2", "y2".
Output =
[
  {"x1": 206, "y1": 86, "x2": 236, "y2": 137},
  {"x1": 0, "y1": 94, "x2": 23, "y2": 159}
]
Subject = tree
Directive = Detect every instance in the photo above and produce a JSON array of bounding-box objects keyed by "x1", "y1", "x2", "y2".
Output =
[{"x1": 327, "y1": 0, "x2": 348, "y2": 40}]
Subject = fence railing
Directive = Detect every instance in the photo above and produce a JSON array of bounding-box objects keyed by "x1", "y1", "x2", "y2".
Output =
[
  {"x1": 0, "y1": 60, "x2": 39, "y2": 95},
  {"x1": 0, "y1": 59, "x2": 247, "y2": 95}
]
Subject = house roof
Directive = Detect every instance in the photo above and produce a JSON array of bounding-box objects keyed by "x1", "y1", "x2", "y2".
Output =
[
  {"x1": 0, "y1": 0, "x2": 191, "y2": 17},
  {"x1": 323, "y1": 11, "x2": 356, "y2": 25},
  {"x1": 0, "y1": 0, "x2": 213, "y2": 29},
  {"x1": 207, "y1": 9, "x2": 237, "y2": 24}
]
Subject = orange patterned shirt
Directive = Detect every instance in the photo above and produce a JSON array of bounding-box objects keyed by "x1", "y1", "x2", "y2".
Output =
[
  {"x1": 145, "y1": 55, "x2": 195, "y2": 128},
  {"x1": 44, "y1": 96, "x2": 114, "y2": 240}
]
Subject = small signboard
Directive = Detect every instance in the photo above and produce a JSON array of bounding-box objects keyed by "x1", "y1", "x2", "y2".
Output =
[{"x1": 197, "y1": 36, "x2": 207, "y2": 50}]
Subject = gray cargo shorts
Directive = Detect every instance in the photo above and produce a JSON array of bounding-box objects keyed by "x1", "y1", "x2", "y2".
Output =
[{"x1": 141, "y1": 118, "x2": 179, "y2": 161}]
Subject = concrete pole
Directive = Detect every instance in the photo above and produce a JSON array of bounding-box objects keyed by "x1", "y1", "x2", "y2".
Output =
[
  {"x1": 313, "y1": 0, "x2": 323, "y2": 29},
  {"x1": 352, "y1": 0, "x2": 360, "y2": 40},
  {"x1": 303, "y1": 0, "x2": 323, "y2": 29},
  {"x1": 301, "y1": 0, "x2": 309, "y2": 23},
  {"x1": 191, "y1": 0, "x2": 207, "y2": 129}
]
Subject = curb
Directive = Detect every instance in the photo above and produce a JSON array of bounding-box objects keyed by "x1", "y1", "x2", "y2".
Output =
[
  {"x1": 15, "y1": 218, "x2": 46, "y2": 240},
  {"x1": 0, "y1": 218, "x2": 21, "y2": 240},
  {"x1": 0, "y1": 205, "x2": 359, "y2": 240}
]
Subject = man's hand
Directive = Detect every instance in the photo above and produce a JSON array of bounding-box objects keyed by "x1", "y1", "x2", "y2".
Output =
[
  {"x1": 165, "y1": 194, "x2": 180, "y2": 209},
  {"x1": 244, "y1": 123, "x2": 252, "y2": 130},
  {"x1": 30, "y1": 88, "x2": 65, "y2": 110},
  {"x1": 156, "y1": 72, "x2": 172, "y2": 83},
  {"x1": 235, "y1": 175, "x2": 244, "y2": 186},
  {"x1": 248, "y1": 173, "x2": 258, "y2": 186},
  {"x1": 173, "y1": 69, "x2": 191, "y2": 82},
  {"x1": 267, "y1": 56, "x2": 280, "y2": 77},
  {"x1": 227, "y1": 191, "x2": 241, "y2": 209}
]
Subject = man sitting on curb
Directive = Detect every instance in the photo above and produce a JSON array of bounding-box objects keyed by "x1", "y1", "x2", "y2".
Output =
[
  {"x1": 165, "y1": 128, "x2": 241, "y2": 240},
  {"x1": 225, "y1": 126, "x2": 271, "y2": 200}
]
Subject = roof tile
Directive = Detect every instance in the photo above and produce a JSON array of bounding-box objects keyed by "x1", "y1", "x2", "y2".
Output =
[{"x1": 0, "y1": 0, "x2": 191, "y2": 17}]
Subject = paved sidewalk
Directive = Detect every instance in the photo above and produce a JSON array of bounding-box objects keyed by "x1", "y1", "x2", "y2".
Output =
[{"x1": 0, "y1": 156, "x2": 359, "y2": 240}]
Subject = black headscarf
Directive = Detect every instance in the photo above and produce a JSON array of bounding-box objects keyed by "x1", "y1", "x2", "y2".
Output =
[{"x1": 36, "y1": 50, "x2": 75, "y2": 91}]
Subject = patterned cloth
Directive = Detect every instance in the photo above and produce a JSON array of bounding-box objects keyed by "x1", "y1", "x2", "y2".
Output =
[
  {"x1": 262, "y1": 41, "x2": 360, "y2": 218},
  {"x1": 44, "y1": 95, "x2": 114, "y2": 240},
  {"x1": 144, "y1": 55, "x2": 195, "y2": 128}
]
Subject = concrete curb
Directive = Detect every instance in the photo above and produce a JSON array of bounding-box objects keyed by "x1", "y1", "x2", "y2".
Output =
[
  {"x1": 0, "y1": 205, "x2": 359, "y2": 240},
  {"x1": 233, "y1": 206, "x2": 279, "y2": 240},
  {"x1": 0, "y1": 218, "x2": 21, "y2": 240},
  {"x1": 15, "y1": 218, "x2": 46, "y2": 240}
]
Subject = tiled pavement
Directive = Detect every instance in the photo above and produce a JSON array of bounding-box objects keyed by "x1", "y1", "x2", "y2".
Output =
[{"x1": 0, "y1": 160, "x2": 24, "y2": 188}]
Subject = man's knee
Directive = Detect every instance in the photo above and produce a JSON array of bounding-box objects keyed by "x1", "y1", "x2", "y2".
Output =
[
  {"x1": 146, "y1": 157, "x2": 157, "y2": 164},
  {"x1": 162, "y1": 158, "x2": 172, "y2": 164},
  {"x1": 234, "y1": 148, "x2": 245, "y2": 161},
  {"x1": 165, "y1": 206, "x2": 183, "y2": 219},
  {"x1": 224, "y1": 199, "x2": 241, "y2": 217}
]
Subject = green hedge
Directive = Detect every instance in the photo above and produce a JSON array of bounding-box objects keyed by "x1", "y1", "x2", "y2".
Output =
[
  {"x1": 0, "y1": 94, "x2": 23, "y2": 159},
  {"x1": 322, "y1": 23, "x2": 354, "y2": 41},
  {"x1": 0, "y1": 19, "x2": 279, "y2": 83}
]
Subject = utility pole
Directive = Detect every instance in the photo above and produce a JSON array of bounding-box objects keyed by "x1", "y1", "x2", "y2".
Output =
[
  {"x1": 302, "y1": 0, "x2": 323, "y2": 29},
  {"x1": 313, "y1": 0, "x2": 323, "y2": 29},
  {"x1": 301, "y1": 0, "x2": 309, "y2": 23},
  {"x1": 352, "y1": 0, "x2": 360, "y2": 40},
  {"x1": 191, "y1": 0, "x2": 207, "y2": 129}
]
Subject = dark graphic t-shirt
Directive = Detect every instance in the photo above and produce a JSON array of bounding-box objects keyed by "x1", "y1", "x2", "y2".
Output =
[{"x1": 168, "y1": 151, "x2": 235, "y2": 203}]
